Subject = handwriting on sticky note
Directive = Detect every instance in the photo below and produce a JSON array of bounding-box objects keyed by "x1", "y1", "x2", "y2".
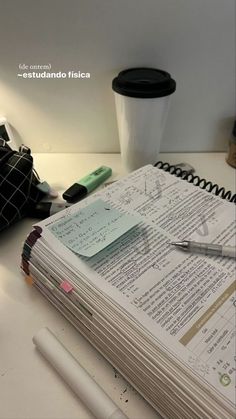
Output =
[{"x1": 49, "y1": 199, "x2": 140, "y2": 257}]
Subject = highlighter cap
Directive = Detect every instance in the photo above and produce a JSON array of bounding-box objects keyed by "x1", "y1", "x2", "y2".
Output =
[
  {"x1": 28, "y1": 202, "x2": 51, "y2": 218},
  {"x1": 62, "y1": 183, "x2": 87, "y2": 202}
]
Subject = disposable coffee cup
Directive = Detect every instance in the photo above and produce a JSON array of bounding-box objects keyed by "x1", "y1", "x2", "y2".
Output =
[{"x1": 112, "y1": 68, "x2": 176, "y2": 171}]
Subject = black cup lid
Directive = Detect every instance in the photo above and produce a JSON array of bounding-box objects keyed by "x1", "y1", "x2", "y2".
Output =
[{"x1": 112, "y1": 68, "x2": 176, "y2": 98}]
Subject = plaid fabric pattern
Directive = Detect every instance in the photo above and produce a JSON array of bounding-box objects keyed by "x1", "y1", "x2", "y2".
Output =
[{"x1": 0, "y1": 139, "x2": 44, "y2": 232}]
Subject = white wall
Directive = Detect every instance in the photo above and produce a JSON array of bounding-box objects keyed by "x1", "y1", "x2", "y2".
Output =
[{"x1": 0, "y1": 0, "x2": 235, "y2": 152}]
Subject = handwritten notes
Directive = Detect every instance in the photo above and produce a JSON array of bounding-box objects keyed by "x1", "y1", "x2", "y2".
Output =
[{"x1": 49, "y1": 199, "x2": 140, "y2": 257}]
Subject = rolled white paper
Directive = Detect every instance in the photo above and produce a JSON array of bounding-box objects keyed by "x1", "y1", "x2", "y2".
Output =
[{"x1": 33, "y1": 327, "x2": 127, "y2": 419}]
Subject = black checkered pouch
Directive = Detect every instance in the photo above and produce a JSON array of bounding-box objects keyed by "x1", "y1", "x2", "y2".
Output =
[{"x1": 0, "y1": 139, "x2": 45, "y2": 232}]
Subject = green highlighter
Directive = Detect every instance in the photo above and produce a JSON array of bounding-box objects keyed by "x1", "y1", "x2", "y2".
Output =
[{"x1": 62, "y1": 166, "x2": 112, "y2": 203}]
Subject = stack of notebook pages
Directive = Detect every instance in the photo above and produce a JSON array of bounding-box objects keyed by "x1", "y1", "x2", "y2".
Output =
[{"x1": 21, "y1": 165, "x2": 236, "y2": 419}]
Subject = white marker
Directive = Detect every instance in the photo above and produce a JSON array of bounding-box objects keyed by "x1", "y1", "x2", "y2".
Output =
[{"x1": 33, "y1": 328, "x2": 127, "y2": 419}]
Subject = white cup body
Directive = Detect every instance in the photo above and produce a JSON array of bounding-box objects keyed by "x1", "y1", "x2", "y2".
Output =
[{"x1": 114, "y1": 92, "x2": 171, "y2": 172}]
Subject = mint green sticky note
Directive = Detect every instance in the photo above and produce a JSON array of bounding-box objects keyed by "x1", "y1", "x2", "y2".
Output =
[{"x1": 49, "y1": 199, "x2": 140, "y2": 257}]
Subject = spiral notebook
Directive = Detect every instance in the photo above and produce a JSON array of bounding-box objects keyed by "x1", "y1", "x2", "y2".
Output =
[
  {"x1": 21, "y1": 163, "x2": 236, "y2": 419},
  {"x1": 154, "y1": 161, "x2": 236, "y2": 203}
]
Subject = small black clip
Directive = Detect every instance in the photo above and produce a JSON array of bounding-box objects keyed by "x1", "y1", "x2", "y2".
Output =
[{"x1": 19, "y1": 144, "x2": 31, "y2": 154}]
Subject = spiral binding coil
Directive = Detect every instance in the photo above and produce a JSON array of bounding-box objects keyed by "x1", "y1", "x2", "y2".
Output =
[{"x1": 154, "y1": 161, "x2": 236, "y2": 203}]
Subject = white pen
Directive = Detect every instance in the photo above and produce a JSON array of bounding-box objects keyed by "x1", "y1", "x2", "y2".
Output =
[
  {"x1": 170, "y1": 240, "x2": 236, "y2": 259},
  {"x1": 33, "y1": 328, "x2": 127, "y2": 419}
]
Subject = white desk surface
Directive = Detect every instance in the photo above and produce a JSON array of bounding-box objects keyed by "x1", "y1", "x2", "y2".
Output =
[{"x1": 0, "y1": 153, "x2": 235, "y2": 419}]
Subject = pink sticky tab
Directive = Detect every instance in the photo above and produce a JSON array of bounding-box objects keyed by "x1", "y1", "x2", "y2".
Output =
[{"x1": 60, "y1": 280, "x2": 73, "y2": 293}]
